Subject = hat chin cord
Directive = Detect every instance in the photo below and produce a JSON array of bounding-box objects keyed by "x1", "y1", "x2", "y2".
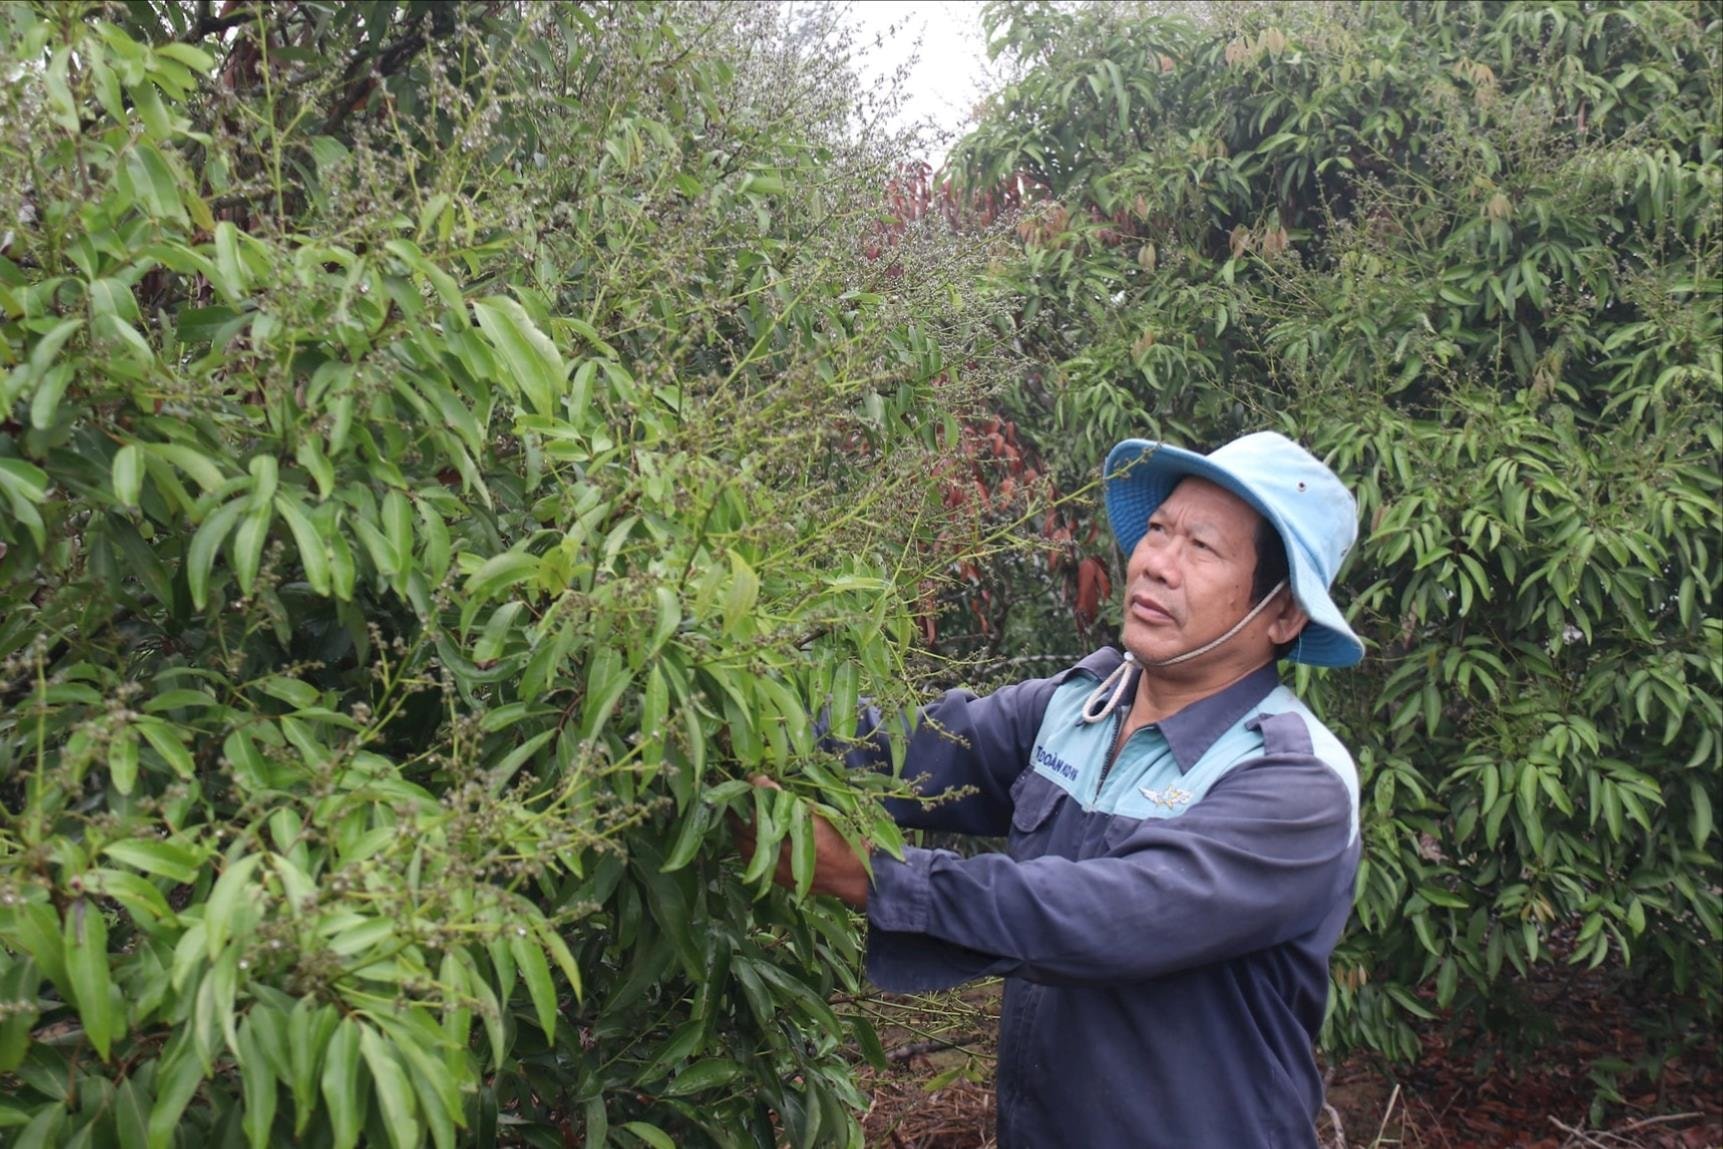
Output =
[{"x1": 1080, "y1": 580, "x2": 1289, "y2": 724}]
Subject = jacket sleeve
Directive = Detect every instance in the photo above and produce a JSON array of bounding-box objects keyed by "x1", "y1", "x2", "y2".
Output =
[
  {"x1": 864, "y1": 755, "x2": 1358, "y2": 991},
  {"x1": 842, "y1": 672, "x2": 1067, "y2": 837}
]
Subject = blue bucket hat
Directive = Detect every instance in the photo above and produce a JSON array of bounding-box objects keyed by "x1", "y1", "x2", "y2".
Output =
[{"x1": 1102, "y1": 431, "x2": 1364, "y2": 668}]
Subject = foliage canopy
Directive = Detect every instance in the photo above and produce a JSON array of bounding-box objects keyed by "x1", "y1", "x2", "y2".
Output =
[
  {"x1": 0, "y1": 2, "x2": 1013, "y2": 1146},
  {"x1": 954, "y1": 0, "x2": 1722, "y2": 1068}
]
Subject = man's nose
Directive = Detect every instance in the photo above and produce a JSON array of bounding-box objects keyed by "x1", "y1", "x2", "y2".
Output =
[{"x1": 1133, "y1": 536, "x2": 1180, "y2": 587}]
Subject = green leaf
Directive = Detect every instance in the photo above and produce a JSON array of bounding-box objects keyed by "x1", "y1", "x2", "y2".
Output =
[
  {"x1": 144, "y1": 443, "x2": 226, "y2": 493},
  {"x1": 11, "y1": 1104, "x2": 63, "y2": 1149},
  {"x1": 664, "y1": 1058, "x2": 744, "y2": 1096},
  {"x1": 27, "y1": 317, "x2": 83, "y2": 382},
  {"x1": 63, "y1": 900, "x2": 115, "y2": 1060},
  {"x1": 621, "y1": 1121, "x2": 678, "y2": 1149},
  {"x1": 510, "y1": 934, "x2": 558, "y2": 1042},
  {"x1": 144, "y1": 690, "x2": 217, "y2": 714},
  {"x1": 473, "y1": 296, "x2": 567, "y2": 418},
  {"x1": 487, "y1": 729, "x2": 555, "y2": 795},
  {"x1": 852, "y1": 1015, "x2": 888, "y2": 1071},
  {"x1": 129, "y1": 79, "x2": 171, "y2": 138},
  {"x1": 272, "y1": 496, "x2": 333, "y2": 596},
  {"x1": 127, "y1": 144, "x2": 188, "y2": 223},
  {"x1": 649, "y1": 585, "x2": 682, "y2": 654},
  {"x1": 104, "y1": 839, "x2": 203, "y2": 886},
  {"x1": 109, "y1": 728, "x2": 140, "y2": 795},
  {"x1": 464, "y1": 551, "x2": 539, "y2": 602},
  {"x1": 1691, "y1": 779, "x2": 1714, "y2": 849},
  {"x1": 111, "y1": 445, "x2": 144, "y2": 506},
  {"x1": 358, "y1": 1023, "x2": 422, "y2": 1149},
  {"x1": 44, "y1": 46, "x2": 79, "y2": 131},
  {"x1": 0, "y1": 903, "x2": 67, "y2": 1003},
  {"x1": 238, "y1": 1015, "x2": 279, "y2": 1149},
  {"x1": 742, "y1": 172, "x2": 785, "y2": 196},
  {"x1": 85, "y1": 868, "x2": 173, "y2": 923},
  {"x1": 390, "y1": 1025, "x2": 460, "y2": 1149},
  {"x1": 536, "y1": 920, "x2": 583, "y2": 1006},
  {"x1": 382, "y1": 490, "x2": 413, "y2": 577},
  {"x1": 205, "y1": 853, "x2": 263, "y2": 959},
  {"x1": 319, "y1": 1019, "x2": 363, "y2": 1149},
  {"x1": 660, "y1": 802, "x2": 710, "y2": 873},
  {"x1": 580, "y1": 645, "x2": 631, "y2": 740},
  {"x1": 1416, "y1": 885, "x2": 1467, "y2": 910},
  {"x1": 722, "y1": 551, "x2": 760, "y2": 635},
  {"x1": 156, "y1": 41, "x2": 216, "y2": 72},
  {"x1": 136, "y1": 718, "x2": 195, "y2": 778},
  {"x1": 247, "y1": 454, "x2": 278, "y2": 508},
  {"x1": 0, "y1": 458, "x2": 49, "y2": 548},
  {"x1": 0, "y1": 458, "x2": 48, "y2": 502},
  {"x1": 289, "y1": 1002, "x2": 336, "y2": 1136},
  {"x1": 187, "y1": 499, "x2": 246, "y2": 609},
  {"x1": 1385, "y1": 984, "x2": 1436, "y2": 1020},
  {"x1": 258, "y1": 675, "x2": 319, "y2": 709},
  {"x1": 583, "y1": 1097, "x2": 608, "y2": 1147},
  {"x1": 148, "y1": 1037, "x2": 204, "y2": 1149},
  {"x1": 472, "y1": 601, "x2": 524, "y2": 664},
  {"x1": 739, "y1": 787, "x2": 783, "y2": 889},
  {"x1": 0, "y1": 958, "x2": 40, "y2": 1072},
  {"x1": 232, "y1": 503, "x2": 272, "y2": 594},
  {"x1": 114, "y1": 1076, "x2": 151, "y2": 1149},
  {"x1": 383, "y1": 239, "x2": 466, "y2": 318},
  {"x1": 788, "y1": 801, "x2": 815, "y2": 900}
]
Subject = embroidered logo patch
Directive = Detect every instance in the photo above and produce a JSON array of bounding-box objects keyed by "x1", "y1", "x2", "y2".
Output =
[
  {"x1": 1139, "y1": 785, "x2": 1193, "y2": 810},
  {"x1": 1034, "y1": 745, "x2": 1080, "y2": 782}
]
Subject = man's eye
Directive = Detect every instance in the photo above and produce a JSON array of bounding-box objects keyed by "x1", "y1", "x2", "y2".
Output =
[{"x1": 1192, "y1": 539, "x2": 1210, "y2": 552}]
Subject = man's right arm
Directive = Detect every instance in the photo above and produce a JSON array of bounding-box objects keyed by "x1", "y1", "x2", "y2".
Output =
[{"x1": 840, "y1": 671, "x2": 1070, "y2": 838}]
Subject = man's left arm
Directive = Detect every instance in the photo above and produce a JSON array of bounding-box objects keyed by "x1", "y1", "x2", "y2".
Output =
[{"x1": 861, "y1": 754, "x2": 1357, "y2": 990}]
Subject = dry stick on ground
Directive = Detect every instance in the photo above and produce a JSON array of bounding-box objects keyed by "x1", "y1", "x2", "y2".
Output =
[
  {"x1": 1324, "y1": 1101, "x2": 1348, "y2": 1149},
  {"x1": 887, "y1": 1039, "x2": 963, "y2": 1062},
  {"x1": 1551, "y1": 1112, "x2": 1708, "y2": 1149},
  {"x1": 1613, "y1": 1113, "x2": 1705, "y2": 1133},
  {"x1": 1372, "y1": 1083, "x2": 1403, "y2": 1148},
  {"x1": 1550, "y1": 1117, "x2": 1620, "y2": 1149}
]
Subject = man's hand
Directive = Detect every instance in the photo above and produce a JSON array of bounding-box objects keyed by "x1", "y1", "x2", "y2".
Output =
[{"x1": 730, "y1": 776, "x2": 870, "y2": 909}]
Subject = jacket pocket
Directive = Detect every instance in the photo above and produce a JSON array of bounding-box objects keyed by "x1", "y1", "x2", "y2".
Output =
[{"x1": 1008, "y1": 771, "x2": 1063, "y2": 858}]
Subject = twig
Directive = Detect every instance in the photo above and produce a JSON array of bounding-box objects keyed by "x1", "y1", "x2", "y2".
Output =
[
  {"x1": 182, "y1": 1, "x2": 259, "y2": 43},
  {"x1": 1548, "y1": 1117, "x2": 1614, "y2": 1149},
  {"x1": 1372, "y1": 1083, "x2": 1401, "y2": 1148},
  {"x1": 320, "y1": 9, "x2": 432, "y2": 136},
  {"x1": 1551, "y1": 1110, "x2": 1705, "y2": 1149},
  {"x1": 1615, "y1": 1112, "x2": 1703, "y2": 1131},
  {"x1": 1324, "y1": 1101, "x2": 1348, "y2": 1149},
  {"x1": 886, "y1": 1038, "x2": 959, "y2": 1062}
]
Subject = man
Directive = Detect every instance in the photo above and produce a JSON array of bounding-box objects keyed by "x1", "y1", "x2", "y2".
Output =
[{"x1": 744, "y1": 431, "x2": 1364, "y2": 1147}]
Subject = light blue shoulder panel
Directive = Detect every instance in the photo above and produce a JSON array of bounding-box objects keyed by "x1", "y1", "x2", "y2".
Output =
[{"x1": 1026, "y1": 676, "x2": 1359, "y2": 843}]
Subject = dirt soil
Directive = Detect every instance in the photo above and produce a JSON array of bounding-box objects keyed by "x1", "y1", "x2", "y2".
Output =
[{"x1": 851, "y1": 973, "x2": 1721, "y2": 1149}]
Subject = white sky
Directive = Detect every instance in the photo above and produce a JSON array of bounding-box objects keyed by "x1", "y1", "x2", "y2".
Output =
[{"x1": 837, "y1": 1, "x2": 999, "y2": 169}]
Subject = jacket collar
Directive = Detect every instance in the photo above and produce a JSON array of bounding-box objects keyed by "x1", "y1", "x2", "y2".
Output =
[{"x1": 1155, "y1": 662, "x2": 1282, "y2": 774}]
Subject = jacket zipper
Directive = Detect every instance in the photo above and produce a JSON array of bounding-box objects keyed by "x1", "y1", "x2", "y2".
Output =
[
  {"x1": 1095, "y1": 663, "x2": 1137, "y2": 791},
  {"x1": 1097, "y1": 708, "x2": 1128, "y2": 791}
]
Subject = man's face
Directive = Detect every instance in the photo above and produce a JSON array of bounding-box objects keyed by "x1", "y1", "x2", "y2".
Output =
[{"x1": 1121, "y1": 477, "x2": 1280, "y2": 670}]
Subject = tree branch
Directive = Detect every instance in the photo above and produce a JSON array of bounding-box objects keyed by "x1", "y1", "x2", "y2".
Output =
[
  {"x1": 319, "y1": 8, "x2": 433, "y2": 137},
  {"x1": 181, "y1": 1, "x2": 261, "y2": 44}
]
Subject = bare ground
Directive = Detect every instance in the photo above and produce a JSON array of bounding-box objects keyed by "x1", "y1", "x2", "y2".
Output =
[{"x1": 850, "y1": 973, "x2": 1721, "y2": 1149}]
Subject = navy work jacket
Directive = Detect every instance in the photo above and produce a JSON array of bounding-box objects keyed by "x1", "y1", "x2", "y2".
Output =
[{"x1": 855, "y1": 649, "x2": 1361, "y2": 1148}]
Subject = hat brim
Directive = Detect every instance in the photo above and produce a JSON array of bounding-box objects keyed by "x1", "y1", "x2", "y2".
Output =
[{"x1": 1103, "y1": 440, "x2": 1364, "y2": 668}]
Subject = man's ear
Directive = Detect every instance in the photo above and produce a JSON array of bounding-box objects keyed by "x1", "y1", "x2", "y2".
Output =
[{"x1": 1266, "y1": 591, "x2": 1309, "y2": 646}]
